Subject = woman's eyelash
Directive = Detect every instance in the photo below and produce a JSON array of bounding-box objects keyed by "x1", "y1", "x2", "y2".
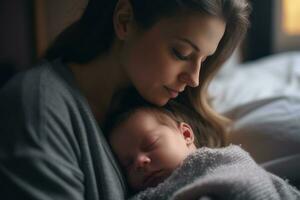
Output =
[
  {"x1": 172, "y1": 49, "x2": 189, "y2": 61},
  {"x1": 172, "y1": 48, "x2": 209, "y2": 63}
]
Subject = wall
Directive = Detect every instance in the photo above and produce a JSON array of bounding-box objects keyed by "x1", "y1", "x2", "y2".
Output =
[
  {"x1": 0, "y1": 0, "x2": 34, "y2": 69},
  {"x1": 35, "y1": 0, "x2": 87, "y2": 57},
  {"x1": 273, "y1": 0, "x2": 300, "y2": 53}
]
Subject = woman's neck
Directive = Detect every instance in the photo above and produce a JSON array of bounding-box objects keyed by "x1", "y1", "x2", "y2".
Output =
[{"x1": 68, "y1": 50, "x2": 129, "y2": 124}]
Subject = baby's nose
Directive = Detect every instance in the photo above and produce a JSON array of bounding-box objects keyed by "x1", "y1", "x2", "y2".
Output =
[{"x1": 135, "y1": 154, "x2": 151, "y2": 170}]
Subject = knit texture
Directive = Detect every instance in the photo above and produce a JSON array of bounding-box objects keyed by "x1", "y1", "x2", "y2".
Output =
[{"x1": 130, "y1": 145, "x2": 300, "y2": 200}]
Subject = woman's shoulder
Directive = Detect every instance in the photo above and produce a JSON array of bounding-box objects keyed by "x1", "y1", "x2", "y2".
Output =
[
  {"x1": 0, "y1": 60, "x2": 83, "y2": 155},
  {"x1": 0, "y1": 59, "x2": 78, "y2": 111}
]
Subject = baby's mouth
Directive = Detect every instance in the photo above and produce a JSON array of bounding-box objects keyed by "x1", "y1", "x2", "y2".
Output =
[{"x1": 143, "y1": 170, "x2": 168, "y2": 188}]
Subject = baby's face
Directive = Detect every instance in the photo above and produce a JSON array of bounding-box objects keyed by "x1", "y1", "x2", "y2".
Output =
[{"x1": 109, "y1": 109, "x2": 196, "y2": 191}]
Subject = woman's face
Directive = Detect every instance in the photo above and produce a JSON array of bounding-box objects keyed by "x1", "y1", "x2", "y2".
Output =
[
  {"x1": 120, "y1": 14, "x2": 225, "y2": 106},
  {"x1": 109, "y1": 109, "x2": 196, "y2": 191}
]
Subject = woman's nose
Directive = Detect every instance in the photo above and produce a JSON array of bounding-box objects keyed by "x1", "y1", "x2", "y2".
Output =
[
  {"x1": 179, "y1": 62, "x2": 201, "y2": 88},
  {"x1": 135, "y1": 154, "x2": 151, "y2": 171}
]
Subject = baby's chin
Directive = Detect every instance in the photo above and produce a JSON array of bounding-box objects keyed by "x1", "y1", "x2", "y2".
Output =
[
  {"x1": 145, "y1": 174, "x2": 167, "y2": 188},
  {"x1": 140, "y1": 170, "x2": 173, "y2": 191}
]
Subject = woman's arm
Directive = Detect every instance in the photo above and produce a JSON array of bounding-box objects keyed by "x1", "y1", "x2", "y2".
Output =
[{"x1": 0, "y1": 71, "x2": 84, "y2": 199}]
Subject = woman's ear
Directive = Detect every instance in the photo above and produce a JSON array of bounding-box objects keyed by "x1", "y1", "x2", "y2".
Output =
[
  {"x1": 113, "y1": 0, "x2": 135, "y2": 40},
  {"x1": 179, "y1": 122, "x2": 195, "y2": 146}
]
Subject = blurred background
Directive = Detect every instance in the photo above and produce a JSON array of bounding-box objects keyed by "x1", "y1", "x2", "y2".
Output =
[{"x1": 0, "y1": 0, "x2": 300, "y2": 88}]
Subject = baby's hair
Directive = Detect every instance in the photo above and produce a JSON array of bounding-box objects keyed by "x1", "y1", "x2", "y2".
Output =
[{"x1": 104, "y1": 87, "x2": 218, "y2": 148}]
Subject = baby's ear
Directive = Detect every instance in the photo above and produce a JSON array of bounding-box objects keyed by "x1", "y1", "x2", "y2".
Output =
[{"x1": 179, "y1": 122, "x2": 195, "y2": 145}]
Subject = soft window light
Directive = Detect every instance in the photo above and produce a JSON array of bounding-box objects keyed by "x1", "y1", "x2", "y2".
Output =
[{"x1": 282, "y1": 0, "x2": 300, "y2": 35}]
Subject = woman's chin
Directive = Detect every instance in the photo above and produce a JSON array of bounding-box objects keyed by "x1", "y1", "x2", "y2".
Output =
[
  {"x1": 142, "y1": 92, "x2": 170, "y2": 106},
  {"x1": 154, "y1": 98, "x2": 169, "y2": 106}
]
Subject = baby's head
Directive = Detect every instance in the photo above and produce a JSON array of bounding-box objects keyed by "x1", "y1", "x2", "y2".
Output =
[
  {"x1": 104, "y1": 88, "x2": 206, "y2": 191},
  {"x1": 109, "y1": 104, "x2": 197, "y2": 191}
]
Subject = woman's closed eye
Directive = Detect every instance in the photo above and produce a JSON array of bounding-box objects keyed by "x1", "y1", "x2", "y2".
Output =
[
  {"x1": 172, "y1": 48, "x2": 191, "y2": 61},
  {"x1": 172, "y1": 48, "x2": 208, "y2": 63}
]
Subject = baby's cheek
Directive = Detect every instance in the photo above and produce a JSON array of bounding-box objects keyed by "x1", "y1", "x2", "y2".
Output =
[{"x1": 168, "y1": 153, "x2": 188, "y2": 170}]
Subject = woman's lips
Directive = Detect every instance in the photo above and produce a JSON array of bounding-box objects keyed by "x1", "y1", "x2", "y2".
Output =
[{"x1": 165, "y1": 87, "x2": 180, "y2": 98}]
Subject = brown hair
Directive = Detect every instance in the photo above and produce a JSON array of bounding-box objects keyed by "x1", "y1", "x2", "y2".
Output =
[
  {"x1": 46, "y1": 0, "x2": 251, "y2": 146},
  {"x1": 104, "y1": 87, "x2": 218, "y2": 148}
]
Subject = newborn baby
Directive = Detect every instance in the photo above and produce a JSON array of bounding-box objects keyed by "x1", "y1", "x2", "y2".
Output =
[{"x1": 107, "y1": 103, "x2": 198, "y2": 191}]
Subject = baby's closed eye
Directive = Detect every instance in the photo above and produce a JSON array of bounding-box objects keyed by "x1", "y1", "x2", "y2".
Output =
[{"x1": 143, "y1": 137, "x2": 160, "y2": 151}]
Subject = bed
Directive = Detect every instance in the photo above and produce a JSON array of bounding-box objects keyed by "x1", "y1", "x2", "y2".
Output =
[{"x1": 209, "y1": 51, "x2": 300, "y2": 188}]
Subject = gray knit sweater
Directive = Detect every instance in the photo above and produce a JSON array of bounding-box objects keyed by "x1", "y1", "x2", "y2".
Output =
[{"x1": 0, "y1": 60, "x2": 127, "y2": 200}]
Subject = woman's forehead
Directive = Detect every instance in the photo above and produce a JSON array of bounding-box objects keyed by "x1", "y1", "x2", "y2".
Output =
[{"x1": 153, "y1": 14, "x2": 226, "y2": 55}]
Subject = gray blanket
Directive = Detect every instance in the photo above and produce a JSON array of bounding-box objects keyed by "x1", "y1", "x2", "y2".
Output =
[{"x1": 130, "y1": 145, "x2": 300, "y2": 200}]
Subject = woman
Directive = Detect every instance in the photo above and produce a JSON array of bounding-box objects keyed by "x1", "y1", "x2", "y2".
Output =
[{"x1": 0, "y1": 0, "x2": 250, "y2": 199}]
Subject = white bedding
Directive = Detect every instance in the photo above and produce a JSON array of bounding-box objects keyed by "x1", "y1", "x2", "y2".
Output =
[
  {"x1": 208, "y1": 52, "x2": 300, "y2": 187},
  {"x1": 209, "y1": 51, "x2": 300, "y2": 113}
]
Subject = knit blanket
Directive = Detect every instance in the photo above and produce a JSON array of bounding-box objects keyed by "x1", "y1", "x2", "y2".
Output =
[{"x1": 130, "y1": 145, "x2": 300, "y2": 200}]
